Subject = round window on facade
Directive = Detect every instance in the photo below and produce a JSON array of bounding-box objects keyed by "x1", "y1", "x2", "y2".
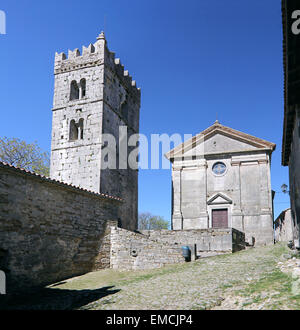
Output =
[{"x1": 212, "y1": 162, "x2": 226, "y2": 175}]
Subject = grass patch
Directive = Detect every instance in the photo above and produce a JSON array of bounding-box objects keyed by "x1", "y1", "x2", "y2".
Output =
[
  {"x1": 221, "y1": 284, "x2": 234, "y2": 289},
  {"x1": 237, "y1": 268, "x2": 300, "y2": 310}
]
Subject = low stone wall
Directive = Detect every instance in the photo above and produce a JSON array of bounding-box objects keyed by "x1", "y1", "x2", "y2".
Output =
[
  {"x1": 110, "y1": 227, "x2": 245, "y2": 270},
  {"x1": 141, "y1": 228, "x2": 245, "y2": 255},
  {"x1": 0, "y1": 163, "x2": 121, "y2": 293},
  {"x1": 110, "y1": 227, "x2": 185, "y2": 270}
]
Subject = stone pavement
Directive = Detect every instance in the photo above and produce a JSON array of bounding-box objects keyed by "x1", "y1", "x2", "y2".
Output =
[{"x1": 2, "y1": 243, "x2": 299, "y2": 310}]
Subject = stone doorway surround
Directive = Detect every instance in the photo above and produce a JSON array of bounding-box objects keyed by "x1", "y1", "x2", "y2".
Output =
[{"x1": 207, "y1": 193, "x2": 233, "y2": 229}]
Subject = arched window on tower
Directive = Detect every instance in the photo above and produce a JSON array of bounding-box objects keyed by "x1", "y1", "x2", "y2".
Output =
[
  {"x1": 69, "y1": 119, "x2": 84, "y2": 141},
  {"x1": 70, "y1": 80, "x2": 79, "y2": 100},
  {"x1": 69, "y1": 120, "x2": 78, "y2": 140},
  {"x1": 80, "y1": 79, "x2": 86, "y2": 98}
]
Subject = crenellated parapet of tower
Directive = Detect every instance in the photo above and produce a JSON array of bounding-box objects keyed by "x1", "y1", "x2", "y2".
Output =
[{"x1": 54, "y1": 31, "x2": 141, "y2": 99}]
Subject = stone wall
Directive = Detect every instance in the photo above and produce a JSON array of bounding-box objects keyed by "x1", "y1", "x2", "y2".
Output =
[
  {"x1": 141, "y1": 228, "x2": 245, "y2": 255},
  {"x1": 110, "y1": 227, "x2": 245, "y2": 270},
  {"x1": 275, "y1": 209, "x2": 295, "y2": 243},
  {"x1": 93, "y1": 220, "x2": 118, "y2": 270},
  {"x1": 110, "y1": 227, "x2": 185, "y2": 270},
  {"x1": 0, "y1": 163, "x2": 120, "y2": 293},
  {"x1": 289, "y1": 109, "x2": 300, "y2": 248}
]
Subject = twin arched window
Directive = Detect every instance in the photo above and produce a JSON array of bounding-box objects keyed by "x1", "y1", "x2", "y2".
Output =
[
  {"x1": 69, "y1": 118, "x2": 84, "y2": 141},
  {"x1": 70, "y1": 79, "x2": 86, "y2": 101}
]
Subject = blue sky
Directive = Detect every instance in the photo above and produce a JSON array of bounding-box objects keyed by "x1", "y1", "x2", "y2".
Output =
[{"x1": 0, "y1": 0, "x2": 290, "y2": 223}]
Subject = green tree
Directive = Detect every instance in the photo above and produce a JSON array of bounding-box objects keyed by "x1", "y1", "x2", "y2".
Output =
[
  {"x1": 138, "y1": 212, "x2": 169, "y2": 230},
  {"x1": 0, "y1": 137, "x2": 50, "y2": 176}
]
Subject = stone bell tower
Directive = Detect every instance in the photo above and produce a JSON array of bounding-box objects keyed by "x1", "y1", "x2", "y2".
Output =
[{"x1": 50, "y1": 32, "x2": 141, "y2": 230}]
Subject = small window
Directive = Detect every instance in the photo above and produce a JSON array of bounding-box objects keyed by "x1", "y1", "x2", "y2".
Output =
[
  {"x1": 69, "y1": 119, "x2": 84, "y2": 141},
  {"x1": 69, "y1": 120, "x2": 78, "y2": 140},
  {"x1": 212, "y1": 162, "x2": 226, "y2": 175},
  {"x1": 70, "y1": 81, "x2": 79, "y2": 100}
]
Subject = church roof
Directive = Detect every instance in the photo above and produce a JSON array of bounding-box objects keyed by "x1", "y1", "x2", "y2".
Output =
[{"x1": 165, "y1": 121, "x2": 276, "y2": 160}]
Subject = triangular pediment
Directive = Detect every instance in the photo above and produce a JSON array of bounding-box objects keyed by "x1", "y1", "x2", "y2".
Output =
[
  {"x1": 165, "y1": 121, "x2": 276, "y2": 160},
  {"x1": 207, "y1": 193, "x2": 232, "y2": 205}
]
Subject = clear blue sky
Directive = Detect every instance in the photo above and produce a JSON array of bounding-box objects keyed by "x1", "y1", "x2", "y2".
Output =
[{"x1": 0, "y1": 0, "x2": 290, "y2": 223}]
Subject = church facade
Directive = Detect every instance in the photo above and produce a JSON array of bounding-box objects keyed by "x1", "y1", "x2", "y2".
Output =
[{"x1": 165, "y1": 121, "x2": 276, "y2": 246}]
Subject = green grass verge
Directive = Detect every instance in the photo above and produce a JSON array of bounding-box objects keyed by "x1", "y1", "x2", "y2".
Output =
[{"x1": 236, "y1": 268, "x2": 300, "y2": 310}]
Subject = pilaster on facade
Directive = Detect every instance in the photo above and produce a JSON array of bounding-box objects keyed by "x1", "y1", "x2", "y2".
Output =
[{"x1": 172, "y1": 168, "x2": 183, "y2": 230}]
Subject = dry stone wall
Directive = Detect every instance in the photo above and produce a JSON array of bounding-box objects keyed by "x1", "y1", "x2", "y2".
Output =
[
  {"x1": 141, "y1": 228, "x2": 245, "y2": 255},
  {"x1": 0, "y1": 163, "x2": 120, "y2": 293},
  {"x1": 110, "y1": 227, "x2": 185, "y2": 270},
  {"x1": 274, "y1": 209, "x2": 295, "y2": 243},
  {"x1": 110, "y1": 227, "x2": 245, "y2": 270}
]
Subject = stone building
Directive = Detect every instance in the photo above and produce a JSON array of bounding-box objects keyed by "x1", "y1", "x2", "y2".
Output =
[
  {"x1": 50, "y1": 32, "x2": 141, "y2": 230},
  {"x1": 281, "y1": 0, "x2": 300, "y2": 248},
  {"x1": 165, "y1": 121, "x2": 276, "y2": 246},
  {"x1": 274, "y1": 208, "x2": 295, "y2": 243}
]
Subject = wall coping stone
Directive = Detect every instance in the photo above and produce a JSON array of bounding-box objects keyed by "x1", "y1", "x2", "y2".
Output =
[{"x1": 0, "y1": 161, "x2": 122, "y2": 202}]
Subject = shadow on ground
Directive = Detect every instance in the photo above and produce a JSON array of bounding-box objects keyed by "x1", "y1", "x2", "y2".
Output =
[{"x1": 0, "y1": 285, "x2": 120, "y2": 310}]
